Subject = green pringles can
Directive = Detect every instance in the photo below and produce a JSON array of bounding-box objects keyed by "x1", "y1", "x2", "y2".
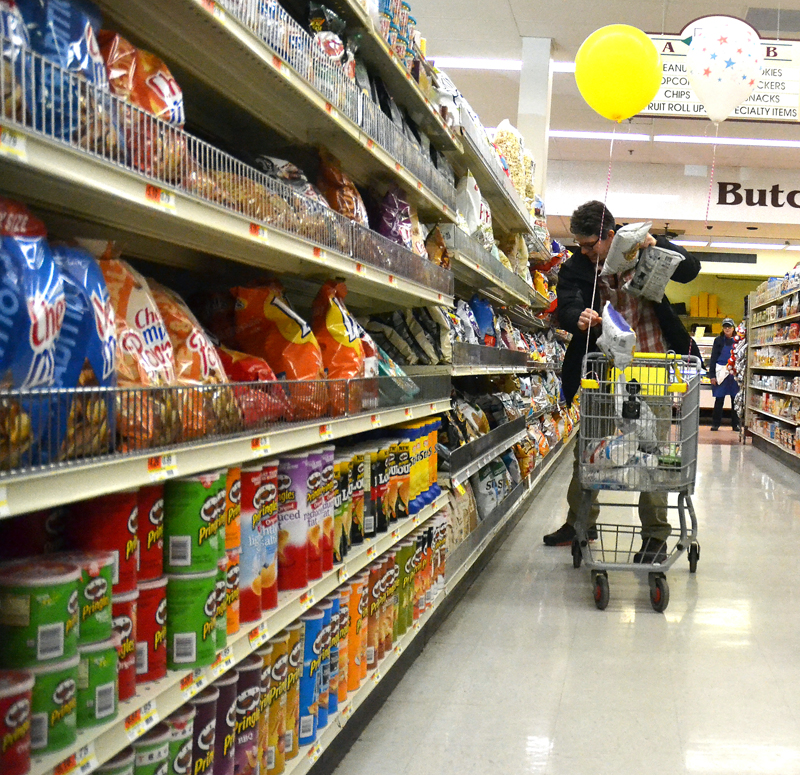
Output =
[
  {"x1": 164, "y1": 705, "x2": 195, "y2": 775},
  {"x1": 164, "y1": 471, "x2": 227, "y2": 575},
  {"x1": 97, "y1": 748, "x2": 135, "y2": 775},
  {"x1": 395, "y1": 540, "x2": 416, "y2": 638},
  {"x1": 30, "y1": 654, "x2": 79, "y2": 754},
  {"x1": 54, "y1": 551, "x2": 115, "y2": 645},
  {"x1": 0, "y1": 559, "x2": 81, "y2": 668},
  {"x1": 77, "y1": 638, "x2": 118, "y2": 728},
  {"x1": 132, "y1": 723, "x2": 171, "y2": 775},
  {"x1": 166, "y1": 571, "x2": 218, "y2": 669},
  {"x1": 215, "y1": 558, "x2": 228, "y2": 652}
]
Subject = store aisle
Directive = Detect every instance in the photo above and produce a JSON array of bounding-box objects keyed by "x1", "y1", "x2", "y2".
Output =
[{"x1": 333, "y1": 440, "x2": 800, "y2": 775}]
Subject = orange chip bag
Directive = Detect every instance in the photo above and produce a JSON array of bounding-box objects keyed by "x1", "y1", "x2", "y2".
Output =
[
  {"x1": 233, "y1": 281, "x2": 326, "y2": 420},
  {"x1": 98, "y1": 253, "x2": 179, "y2": 451},
  {"x1": 312, "y1": 280, "x2": 363, "y2": 415},
  {"x1": 317, "y1": 152, "x2": 369, "y2": 226}
]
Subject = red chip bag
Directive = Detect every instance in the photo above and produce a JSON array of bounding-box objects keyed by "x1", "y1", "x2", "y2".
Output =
[
  {"x1": 232, "y1": 281, "x2": 326, "y2": 420},
  {"x1": 149, "y1": 281, "x2": 241, "y2": 439},
  {"x1": 312, "y1": 280, "x2": 363, "y2": 415},
  {"x1": 217, "y1": 345, "x2": 277, "y2": 383}
]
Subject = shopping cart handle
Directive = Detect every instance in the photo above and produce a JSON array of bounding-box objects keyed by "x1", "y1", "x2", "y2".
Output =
[
  {"x1": 668, "y1": 383, "x2": 688, "y2": 394},
  {"x1": 581, "y1": 377, "x2": 600, "y2": 390}
]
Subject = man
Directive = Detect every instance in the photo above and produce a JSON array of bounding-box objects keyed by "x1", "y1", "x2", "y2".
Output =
[
  {"x1": 708, "y1": 318, "x2": 741, "y2": 431},
  {"x1": 543, "y1": 201, "x2": 701, "y2": 562}
]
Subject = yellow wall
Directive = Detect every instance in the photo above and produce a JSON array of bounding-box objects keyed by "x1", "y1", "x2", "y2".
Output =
[{"x1": 666, "y1": 276, "x2": 764, "y2": 327}]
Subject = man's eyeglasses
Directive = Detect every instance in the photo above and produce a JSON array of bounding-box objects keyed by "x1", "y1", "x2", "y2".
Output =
[{"x1": 569, "y1": 237, "x2": 600, "y2": 252}]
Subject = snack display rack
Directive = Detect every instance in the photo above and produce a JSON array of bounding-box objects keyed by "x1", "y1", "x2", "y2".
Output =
[
  {"x1": 445, "y1": 417, "x2": 528, "y2": 488},
  {"x1": 91, "y1": 0, "x2": 456, "y2": 219}
]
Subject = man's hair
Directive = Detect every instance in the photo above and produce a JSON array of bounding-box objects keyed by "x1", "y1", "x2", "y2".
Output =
[{"x1": 570, "y1": 201, "x2": 616, "y2": 239}]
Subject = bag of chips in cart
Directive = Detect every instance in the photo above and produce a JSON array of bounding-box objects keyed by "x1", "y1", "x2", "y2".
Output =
[{"x1": 0, "y1": 197, "x2": 66, "y2": 469}]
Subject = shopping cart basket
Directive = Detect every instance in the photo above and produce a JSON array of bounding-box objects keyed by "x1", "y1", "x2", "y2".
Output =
[{"x1": 573, "y1": 352, "x2": 701, "y2": 612}]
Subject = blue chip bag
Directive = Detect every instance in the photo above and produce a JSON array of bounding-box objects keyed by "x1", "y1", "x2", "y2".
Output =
[
  {"x1": 468, "y1": 294, "x2": 497, "y2": 347},
  {"x1": 16, "y1": 0, "x2": 108, "y2": 139},
  {"x1": 0, "y1": 196, "x2": 65, "y2": 468},
  {"x1": 44, "y1": 245, "x2": 116, "y2": 461}
]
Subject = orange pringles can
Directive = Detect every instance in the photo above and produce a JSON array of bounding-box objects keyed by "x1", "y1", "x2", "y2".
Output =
[
  {"x1": 284, "y1": 622, "x2": 304, "y2": 760},
  {"x1": 225, "y1": 549, "x2": 240, "y2": 636},
  {"x1": 366, "y1": 560, "x2": 383, "y2": 669},
  {"x1": 266, "y1": 632, "x2": 289, "y2": 775},
  {"x1": 337, "y1": 586, "x2": 350, "y2": 704},
  {"x1": 224, "y1": 467, "x2": 241, "y2": 550},
  {"x1": 256, "y1": 643, "x2": 273, "y2": 775},
  {"x1": 347, "y1": 573, "x2": 368, "y2": 692},
  {"x1": 382, "y1": 552, "x2": 398, "y2": 654}
]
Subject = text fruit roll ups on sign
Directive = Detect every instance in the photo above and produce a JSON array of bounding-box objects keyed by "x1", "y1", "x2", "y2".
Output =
[{"x1": 643, "y1": 34, "x2": 800, "y2": 121}]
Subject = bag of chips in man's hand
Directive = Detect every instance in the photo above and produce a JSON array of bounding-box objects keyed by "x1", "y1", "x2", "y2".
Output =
[
  {"x1": 596, "y1": 302, "x2": 636, "y2": 370},
  {"x1": 623, "y1": 245, "x2": 684, "y2": 302},
  {"x1": 601, "y1": 222, "x2": 651, "y2": 277},
  {"x1": 46, "y1": 245, "x2": 116, "y2": 462}
]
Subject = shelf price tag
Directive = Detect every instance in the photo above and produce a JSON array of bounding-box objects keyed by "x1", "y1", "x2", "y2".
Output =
[
  {"x1": 416, "y1": 181, "x2": 423, "y2": 191},
  {"x1": 147, "y1": 454, "x2": 178, "y2": 482},
  {"x1": 249, "y1": 223, "x2": 269, "y2": 243},
  {"x1": 391, "y1": 529, "x2": 400, "y2": 541},
  {"x1": 54, "y1": 744, "x2": 98, "y2": 775},
  {"x1": 299, "y1": 590, "x2": 316, "y2": 610},
  {"x1": 180, "y1": 669, "x2": 208, "y2": 700},
  {"x1": 124, "y1": 701, "x2": 160, "y2": 742},
  {"x1": 404, "y1": 408, "x2": 413, "y2": 419},
  {"x1": 338, "y1": 566, "x2": 350, "y2": 583},
  {"x1": 370, "y1": 414, "x2": 381, "y2": 428},
  {"x1": 313, "y1": 246, "x2": 327, "y2": 262},
  {"x1": 248, "y1": 621, "x2": 270, "y2": 649},
  {"x1": 394, "y1": 642, "x2": 403, "y2": 656},
  {"x1": 308, "y1": 742, "x2": 323, "y2": 763},
  {"x1": 200, "y1": 0, "x2": 226, "y2": 22},
  {"x1": 319, "y1": 424, "x2": 333, "y2": 441},
  {"x1": 324, "y1": 103, "x2": 338, "y2": 120},
  {"x1": 366, "y1": 138, "x2": 374, "y2": 150},
  {"x1": 251, "y1": 436, "x2": 271, "y2": 457},
  {"x1": 144, "y1": 184, "x2": 176, "y2": 212},
  {"x1": 339, "y1": 703, "x2": 352, "y2": 721},
  {"x1": 394, "y1": 163, "x2": 401, "y2": 172},
  {"x1": 366, "y1": 545, "x2": 377, "y2": 561},
  {"x1": 455, "y1": 483, "x2": 466, "y2": 496},
  {"x1": 412, "y1": 515, "x2": 421, "y2": 527},
  {"x1": 355, "y1": 263, "x2": 366, "y2": 275},
  {"x1": 388, "y1": 275, "x2": 397, "y2": 286},
  {"x1": 210, "y1": 646, "x2": 236, "y2": 679},
  {"x1": 0, "y1": 126, "x2": 27, "y2": 161},
  {"x1": 371, "y1": 669, "x2": 382, "y2": 685},
  {"x1": 0, "y1": 485, "x2": 9, "y2": 517}
]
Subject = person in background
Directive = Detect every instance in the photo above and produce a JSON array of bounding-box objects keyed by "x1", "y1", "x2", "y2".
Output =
[
  {"x1": 542, "y1": 200, "x2": 701, "y2": 562},
  {"x1": 709, "y1": 318, "x2": 740, "y2": 432}
]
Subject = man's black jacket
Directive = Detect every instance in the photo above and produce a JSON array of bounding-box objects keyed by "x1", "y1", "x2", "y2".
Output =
[{"x1": 558, "y1": 236, "x2": 701, "y2": 404}]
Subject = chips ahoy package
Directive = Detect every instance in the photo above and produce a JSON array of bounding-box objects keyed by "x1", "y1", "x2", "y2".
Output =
[
  {"x1": 16, "y1": 0, "x2": 109, "y2": 140},
  {"x1": 46, "y1": 244, "x2": 116, "y2": 461},
  {"x1": 0, "y1": 197, "x2": 66, "y2": 468}
]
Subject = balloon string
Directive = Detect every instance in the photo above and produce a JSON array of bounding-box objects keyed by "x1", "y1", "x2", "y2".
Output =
[
  {"x1": 704, "y1": 123, "x2": 720, "y2": 226},
  {"x1": 583, "y1": 125, "x2": 617, "y2": 372}
]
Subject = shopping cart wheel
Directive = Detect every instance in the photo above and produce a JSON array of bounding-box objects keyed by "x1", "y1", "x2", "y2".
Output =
[
  {"x1": 593, "y1": 573, "x2": 609, "y2": 610},
  {"x1": 571, "y1": 538, "x2": 582, "y2": 569},
  {"x1": 688, "y1": 543, "x2": 700, "y2": 574},
  {"x1": 649, "y1": 574, "x2": 669, "y2": 613}
]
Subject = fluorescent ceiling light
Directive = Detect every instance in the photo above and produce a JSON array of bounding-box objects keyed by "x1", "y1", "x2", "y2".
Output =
[
  {"x1": 431, "y1": 57, "x2": 522, "y2": 71},
  {"x1": 551, "y1": 61, "x2": 576, "y2": 73},
  {"x1": 785, "y1": 246, "x2": 800, "y2": 251},
  {"x1": 710, "y1": 242, "x2": 786, "y2": 250},
  {"x1": 549, "y1": 130, "x2": 650, "y2": 142},
  {"x1": 655, "y1": 135, "x2": 800, "y2": 149},
  {"x1": 672, "y1": 240, "x2": 710, "y2": 247}
]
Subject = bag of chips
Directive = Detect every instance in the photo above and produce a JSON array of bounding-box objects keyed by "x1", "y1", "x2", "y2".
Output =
[
  {"x1": 597, "y1": 301, "x2": 637, "y2": 370},
  {"x1": 469, "y1": 295, "x2": 497, "y2": 347},
  {"x1": 455, "y1": 171, "x2": 481, "y2": 235},
  {"x1": 233, "y1": 281, "x2": 326, "y2": 419},
  {"x1": 47, "y1": 245, "x2": 116, "y2": 462},
  {"x1": 411, "y1": 308, "x2": 446, "y2": 364},
  {"x1": 0, "y1": 198, "x2": 66, "y2": 468},
  {"x1": 424, "y1": 226, "x2": 452, "y2": 269},
  {"x1": 312, "y1": 280, "x2": 364, "y2": 415},
  {"x1": 190, "y1": 290, "x2": 237, "y2": 347},
  {"x1": 470, "y1": 463, "x2": 497, "y2": 521},
  {"x1": 377, "y1": 186, "x2": 413, "y2": 250},
  {"x1": 317, "y1": 152, "x2": 369, "y2": 226},
  {"x1": 98, "y1": 30, "x2": 186, "y2": 182},
  {"x1": 409, "y1": 207, "x2": 428, "y2": 258},
  {"x1": 623, "y1": 245, "x2": 684, "y2": 302},
  {"x1": 475, "y1": 198, "x2": 494, "y2": 252},
  {"x1": 455, "y1": 299, "x2": 480, "y2": 345},
  {"x1": 601, "y1": 222, "x2": 651, "y2": 277},
  {"x1": 93, "y1": 248, "x2": 180, "y2": 451}
]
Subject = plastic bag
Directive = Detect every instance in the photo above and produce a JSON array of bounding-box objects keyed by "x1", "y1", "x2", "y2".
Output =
[
  {"x1": 312, "y1": 280, "x2": 364, "y2": 414},
  {"x1": 470, "y1": 463, "x2": 497, "y2": 520},
  {"x1": 455, "y1": 172, "x2": 481, "y2": 235},
  {"x1": 377, "y1": 186, "x2": 413, "y2": 250},
  {"x1": 586, "y1": 433, "x2": 636, "y2": 467},
  {"x1": 253, "y1": 155, "x2": 328, "y2": 206},
  {"x1": 623, "y1": 245, "x2": 684, "y2": 302},
  {"x1": 597, "y1": 302, "x2": 636, "y2": 370},
  {"x1": 601, "y1": 222, "x2": 651, "y2": 277},
  {"x1": 469, "y1": 295, "x2": 497, "y2": 347},
  {"x1": 317, "y1": 152, "x2": 369, "y2": 226},
  {"x1": 48, "y1": 245, "x2": 116, "y2": 462}
]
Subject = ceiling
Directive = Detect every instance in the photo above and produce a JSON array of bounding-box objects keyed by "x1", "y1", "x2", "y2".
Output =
[{"x1": 414, "y1": 0, "x2": 800, "y2": 243}]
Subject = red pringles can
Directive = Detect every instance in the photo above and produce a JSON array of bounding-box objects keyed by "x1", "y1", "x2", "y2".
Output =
[
  {"x1": 0, "y1": 670, "x2": 34, "y2": 775},
  {"x1": 112, "y1": 588, "x2": 139, "y2": 701},
  {"x1": 136, "y1": 576, "x2": 168, "y2": 684},
  {"x1": 137, "y1": 485, "x2": 164, "y2": 583},
  {"x1": 239, "y1": 464, "x2": 265, "y2": 624},
  {"x1": 71, "y1": 488, "x2": 139, "y2": 594}
]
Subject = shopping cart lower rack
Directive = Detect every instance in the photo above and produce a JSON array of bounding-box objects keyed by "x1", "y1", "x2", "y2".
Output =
[{"x1": 573, "y1": 352, "x2": 702, "y2": 612}]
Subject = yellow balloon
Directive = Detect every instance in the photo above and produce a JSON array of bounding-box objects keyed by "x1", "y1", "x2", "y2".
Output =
[{"x1": 575, "y1": 24, "x2": 662, "y2": 122}]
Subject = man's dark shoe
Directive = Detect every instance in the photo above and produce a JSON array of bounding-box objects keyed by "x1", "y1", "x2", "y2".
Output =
[
  {"x1": 709, "y1": 426, "x2": 719, "y2": 432},
  {"x1": 633, "y1": 538, "x2": 668, "y2": 564},
  {"x1": 731, "y1": 425, "x2": 741, "y2": 432},
  {"x1": 543, "y1": 522, "x2": 575, "y2": 546}
]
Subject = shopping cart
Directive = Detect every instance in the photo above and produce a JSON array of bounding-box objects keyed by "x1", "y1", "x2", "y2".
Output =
[{"x1": 573, "y1": 353, "x2": 701, "y2": 612}]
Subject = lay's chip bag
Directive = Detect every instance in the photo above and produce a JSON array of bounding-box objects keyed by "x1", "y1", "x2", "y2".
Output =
[
  {"x1": 46, "y1": 244, "x2": 116, "y2": 462},
  {"x1": 233, "y1": 281, "x2": 326, "y2": 420},
  {"x1": 0, "y1": 197, "x2": 66, "y2": 468},
  {"x1": 312, "y1": 280, "x2": 363, "y2": 415}
]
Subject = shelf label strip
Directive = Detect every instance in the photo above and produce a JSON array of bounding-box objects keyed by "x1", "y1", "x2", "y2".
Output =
[
  {"x1": 53, "y1": 744, "x2": 98, "y2": 775},
  {"x1": 0, "y1": 125, "x2": 27, "y2": 162},
  {"x1": 124, "y1": 700, "x2": 160, "y2": 742}
]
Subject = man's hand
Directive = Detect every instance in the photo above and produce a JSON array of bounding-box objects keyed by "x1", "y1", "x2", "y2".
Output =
[
  {"x1": 710, "y1": 378, "x2": 717, "y2": 386},
  {"x1": 640, "y1": 233, "x2": 657, "y2": 250},
  {"x1": 577, "y1": 308, "x2": 602, "y2": 331}
]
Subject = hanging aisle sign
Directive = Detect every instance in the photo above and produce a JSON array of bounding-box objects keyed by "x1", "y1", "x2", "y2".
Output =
[{"x1": 641, "y1": 33, "x2": 800, "y2": 122}]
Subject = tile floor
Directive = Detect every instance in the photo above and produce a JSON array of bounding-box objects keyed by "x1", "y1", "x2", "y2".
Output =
[{"x1": 333, "y1": 436, "x2": 800, "y2": 774}]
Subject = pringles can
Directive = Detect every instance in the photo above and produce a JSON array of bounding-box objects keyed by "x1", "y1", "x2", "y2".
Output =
[
  {"x1": 136, "y1": 576, "x2": 168, "y2": 684},
  {"x1": 277, "y1": 454, "x2": 309, "y2": 591},
  {"x1": 283, "y1": 623, "x2": 303, "y2": 760},
  {"x1": 259, "y1": 460, "x2": 279, "y2": 611},
  {"x1": 238, "y1": 464, "x2": 266, "y2": 623},
  {"x1": 211, "y1": 670, "x2": 237, "y2": 775},
  {"x1": 137, "y1": 485, "x2": 164, "y2": 583},
  {"x1": 111, "y1": 588, "x2": 138, "y2": 702},
  {"x1": 298, "y1": 609, "x2": 324, "y2": 746},
  {"x1": 166, "y1": 571, "x2": 217, "y2": 669}
]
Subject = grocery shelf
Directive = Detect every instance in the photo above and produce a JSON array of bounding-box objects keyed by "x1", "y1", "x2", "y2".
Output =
[
  {"x1": 450, "y1": 107, "x2": 533, "y2": 237},
  {"x1": 317, "y1": 0, "x2": 462, "y2": 154},
  {"x1": 92, "y1": 0, "x2": 456, "y2": 221},
  {"x1": 0, "y1": 127, "x2": 452, "y2": 313},
  {"x1": 0, "y1": 396, "x2": 451, "y2": 518},
  {"x1": 751, "y1": 288, "x2": 800, "y2": 311},
  {"x1": 749, "y1": 385, "x2": 800, "y2": 398},
  {"x1": 451, "y1": 343, "x2": 529, "y2": 376},
  {"x1": 505, "y1": 305, "x2": 549, "y2": 331},
  {"x1": 749, "y1": 428, "x2": 800, "y2": 460},
  {"x1": 34, "y1": 491, "x2": 449, "y2": 775},
  {"x1": 751, "y1": 340, "x2": 800, "y2": 348},
  {"x1": 447, "y1": 417, "x2": 527, "y2": 486},
  {"x1": 529, "y1": 361, "x2": 562, "y2": 372},
  {"x1": 749, "y1": 365, "x2": 800, "y2": 371},
  {"x1": 750, "y1": 312, "x2": 800, "y2": 329},
  {"x1": 747, "y1": 406, "x2": 799, "y2": 426},
  {"x1": 529, "y1": 404, "x2": 562, "y2": 420}
]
